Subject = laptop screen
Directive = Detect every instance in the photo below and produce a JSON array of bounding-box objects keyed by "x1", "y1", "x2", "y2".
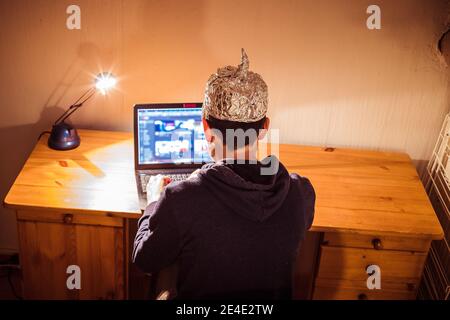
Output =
[{"x1": 136, "y1": 105, "x2": 212, "y2": 166}]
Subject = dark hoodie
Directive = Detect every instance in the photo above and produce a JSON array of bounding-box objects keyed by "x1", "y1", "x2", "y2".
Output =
[{"x1": 133, "y1": 156, "x2": 315, "y2": 299}]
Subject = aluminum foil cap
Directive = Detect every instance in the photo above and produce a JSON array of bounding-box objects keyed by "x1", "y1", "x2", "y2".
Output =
[{"x1": 203, "y1": 49, "x2": 268, "y2": 123}]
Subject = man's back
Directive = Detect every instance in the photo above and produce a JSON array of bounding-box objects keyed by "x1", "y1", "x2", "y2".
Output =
[{"x1": 133, "y1": 157, "x2": 315, "y2": 299}]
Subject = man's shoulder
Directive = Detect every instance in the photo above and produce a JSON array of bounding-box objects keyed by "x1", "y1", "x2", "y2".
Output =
[
  {"x1": 289, "y1": 172, "x2": 312, "y2": 183},
  {"x1": 288, "y1": 173, "x2": 315, "y2": 198},
  {"x1": 164, "y1": 174, "x2": 206, "y2": 199}
]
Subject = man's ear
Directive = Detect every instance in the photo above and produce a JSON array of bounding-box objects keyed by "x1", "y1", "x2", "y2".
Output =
[
  {"x1": 258, "y1": 117, "x2": 270, "y2": 140},
  {"x1": 202, "y1": 118, "x2": 213, "y2": 142}
]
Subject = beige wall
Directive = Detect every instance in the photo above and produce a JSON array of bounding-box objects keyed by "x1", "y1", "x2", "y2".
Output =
[{"x1": 0, "y1": 0, "x2": 449, "y2": 252}]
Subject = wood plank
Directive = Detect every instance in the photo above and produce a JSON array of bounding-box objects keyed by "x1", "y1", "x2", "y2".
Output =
[
  {"x1": 7, "y1": 184, "x2": 140, "y2": 218},
  {"x1": 17, "y1": 210, "x2": 123, "y2": 227},
  {"x1": 75, "y1": 224, "x2": 124, "y2": 299},
  {"x1": 315, "y1": 277, "x2": 419, "y2": 294},
  {"x1": 311, "y1": 206, "x2": 442, "y2": 239},
  {"x1": 313, "y1": 286, "x2": 415, "y2": 300},
  {"x1": 313, "y1": 277, "x2": 418, "y2": 300},
  {"x1": 323, "y1": 232, "x2": 431, "y2": 252},
  {"x1": 17, "y1": 217, "x2": 125, "y2": 299},
  {"x1": 18, "y1": 220, "x2": 77, "y2": 299},
  {"x1": 317, "y1": 246, "x2": 427, "y2": 282},
  {"x1": 4, "y1": 130, "x2": 141, "y2": 217}
]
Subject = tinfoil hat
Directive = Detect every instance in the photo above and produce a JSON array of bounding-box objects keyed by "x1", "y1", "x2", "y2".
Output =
[{"x1": 203, "y1": 49, "x2": 268, "y2": 123}]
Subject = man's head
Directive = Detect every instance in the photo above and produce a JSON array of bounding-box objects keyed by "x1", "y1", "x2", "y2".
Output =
[{"x1": 202, "y1": 49, "x2": 269, "y2": 159}]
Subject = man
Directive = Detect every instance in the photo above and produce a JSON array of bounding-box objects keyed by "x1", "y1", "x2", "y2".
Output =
[{"x1": 133, "y1": 49, "x2": 315, "y2": 299}]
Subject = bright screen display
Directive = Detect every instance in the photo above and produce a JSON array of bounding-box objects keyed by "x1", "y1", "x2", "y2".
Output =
[{"x1": 137, "y1": 107, "x2": 212, "y2": 165}]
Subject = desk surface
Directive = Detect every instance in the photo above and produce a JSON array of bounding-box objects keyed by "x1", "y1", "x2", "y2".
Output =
[{"x1": 4, "y1": 129, "x2": 443, "y2": 239}]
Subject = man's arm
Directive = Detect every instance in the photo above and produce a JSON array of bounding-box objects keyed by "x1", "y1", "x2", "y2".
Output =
[
  {"x1": 133, "y1": 189, "x2": 181, "y2": 274},
  {"x1": 291, "y1": 174, "x2": 316, "y2": 230},
  {"x1": 302, "y1": 177, "x2": 316, "y2": 230}
]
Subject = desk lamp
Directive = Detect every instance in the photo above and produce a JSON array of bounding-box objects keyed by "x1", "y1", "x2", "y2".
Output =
[{"x1": 48, "y1": 72, "x2": 117, "y2": 150}]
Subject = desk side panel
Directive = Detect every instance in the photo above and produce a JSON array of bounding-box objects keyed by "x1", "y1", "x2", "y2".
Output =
[{"x1": 17, "y1": 210, "x2": 125, "y2": 299}]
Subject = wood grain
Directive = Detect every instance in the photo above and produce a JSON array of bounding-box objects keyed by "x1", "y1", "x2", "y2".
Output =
[
  {"x1": 17, "y1": 210, "x2": 123, "y2": 227},
  {"x1": 17, "y1": 211, "x2": 125, "y2": 300},
  {"x1": 5, "y1": 130, "x2": 141, "y2": 217},
  {"x1": 313, "y1": 278, "x2": 417, "y2": 300},
  {"x1": 323, "y1": 232, "x2": 431, "y2": 252},
  {"x1": 317, "y1": 246, "x2": 427, "y2": 282},
  {"x1": 4, "y1": 129, "x2": 443, "y2": 239}
]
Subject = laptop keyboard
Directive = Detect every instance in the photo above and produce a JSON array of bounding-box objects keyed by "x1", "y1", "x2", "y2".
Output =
[{"x1": 140, "y1": 173, "x2": 191, "y2": 193}]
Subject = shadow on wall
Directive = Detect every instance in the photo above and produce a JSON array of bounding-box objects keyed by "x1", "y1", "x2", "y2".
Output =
[
  {"x1": 0, "y1": 106, "x2": 65, "y2": 252},
  {"x1": 0, "y1": 40, "x2": 100, "y2": 251}
]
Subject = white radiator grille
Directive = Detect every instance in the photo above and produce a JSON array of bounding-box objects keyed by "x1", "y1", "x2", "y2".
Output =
[{"x1": 419, "y1": 114, "x2": 450, "y2": 300}]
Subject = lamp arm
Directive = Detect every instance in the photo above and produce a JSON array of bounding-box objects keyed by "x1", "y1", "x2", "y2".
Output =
[{"x1": 54, "y1": 87, "x2": 97, "y2": 125}]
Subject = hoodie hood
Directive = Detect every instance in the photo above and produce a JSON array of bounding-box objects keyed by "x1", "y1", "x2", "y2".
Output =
[{"x1": 198, "y1": 156, "x2": 290, "y2": 222}]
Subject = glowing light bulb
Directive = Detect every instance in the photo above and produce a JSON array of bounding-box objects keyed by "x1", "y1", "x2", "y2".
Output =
[{"x1": 95, "y1": 72, "x2": 117, "y2": 95}]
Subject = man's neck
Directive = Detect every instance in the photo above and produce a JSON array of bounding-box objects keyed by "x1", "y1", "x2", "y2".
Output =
[{"x1": 213, "y1": 143, "x2": 258, "y2": 163}]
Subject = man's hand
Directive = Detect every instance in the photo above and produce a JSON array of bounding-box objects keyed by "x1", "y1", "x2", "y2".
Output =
[
  {"x1": 189, "y1": 169, "x2": 201, "y2": 179},
  {"x1": 146, "y1": 175, "x2": 171, "y2": 204}
]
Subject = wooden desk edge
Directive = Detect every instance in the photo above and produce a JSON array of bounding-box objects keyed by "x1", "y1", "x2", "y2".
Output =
[
  {"x1": 309, "y1": 225, "x2": 444, "y2": 241},
  {"x1": 4, "y1": 200, "x2": 442, "y2": 240},
  {"x1": 3, "y1": 200, "x2": 142, "y2": 219}
]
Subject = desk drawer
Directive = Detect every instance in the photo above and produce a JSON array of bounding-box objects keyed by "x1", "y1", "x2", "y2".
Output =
[
  {"x1": 16, "y1": 209, "x2": 125, "y2": 299},
  {"x1": 17, "y1": 210, "x2": 123, "y2": 227},
  {"x1": 323, "y1": 232, "x2": 430, "y2": 252},
  {"x1": 313, "y1": 278, "x2": 416, "y2": 300},
  {"x1": 317, "y1": 246, "x2": 426, "y2": 282}
]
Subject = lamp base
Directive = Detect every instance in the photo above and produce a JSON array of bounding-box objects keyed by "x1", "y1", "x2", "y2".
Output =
[{"x1": 48, "y1": 122, "x2": 80, "y2": 150}]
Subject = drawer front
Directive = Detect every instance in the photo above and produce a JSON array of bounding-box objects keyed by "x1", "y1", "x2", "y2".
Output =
[
  {"x1": 317, "y1": 246, "x2": 427, "y2": 282},
  {"x1": 313, "y1": 278, "x2": 417, "y2": 300},
  {"x1": 313, "y1": 283, "x2": 416, "y2": 300},
  {"x1": 18, "y1": 219, "x2": 125, "y2": 299},
  {"x1": 323, "y1": 232, "x2": 430, "y2": 252},
  {"x1": 17, "y1": 210, "x2": 123, "y2": 227}
]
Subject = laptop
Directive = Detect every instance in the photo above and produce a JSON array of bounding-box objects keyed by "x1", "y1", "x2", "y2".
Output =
[{"x1": 134, "y1": 103, "x2": 213, "y2": 210}]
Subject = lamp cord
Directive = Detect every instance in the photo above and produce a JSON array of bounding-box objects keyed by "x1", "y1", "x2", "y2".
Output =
[{"x1": 37, "y1": 130, "x2": 51, "y2": 141}]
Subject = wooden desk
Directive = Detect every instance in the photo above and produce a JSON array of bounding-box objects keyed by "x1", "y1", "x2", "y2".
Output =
[{"x1": 4, "y1": 130, "x2": 443, "y2": 299}]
